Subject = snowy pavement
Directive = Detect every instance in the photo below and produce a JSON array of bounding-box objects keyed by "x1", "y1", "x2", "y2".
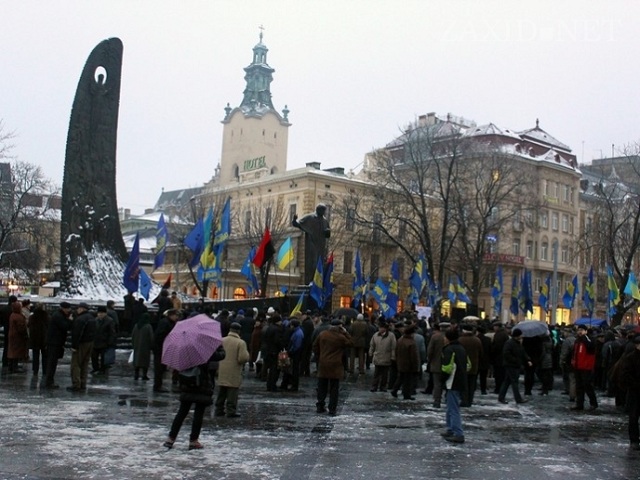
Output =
[{"x1": 1, "y1": 356, "x2": 639, "y2": 480}]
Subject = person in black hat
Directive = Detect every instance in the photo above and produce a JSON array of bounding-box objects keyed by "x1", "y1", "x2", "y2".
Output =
[
  {"x1": 571, "y1": 324, "x2": 598, "y2": 411},
  {"x1": 42, "y1": 302, "x2": 73, "y2": 389}
]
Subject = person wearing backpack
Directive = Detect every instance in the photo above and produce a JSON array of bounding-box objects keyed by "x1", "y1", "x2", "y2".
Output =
[
  {"x1": 163, "y1": 345, "x2": 225, "y2": 450},
  {"x1": 215, "y1": 323, "x2": 250, "y2": 418}
]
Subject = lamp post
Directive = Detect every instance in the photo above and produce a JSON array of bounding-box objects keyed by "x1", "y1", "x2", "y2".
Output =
[{"x1": 551, "y1": 240, "x2": 558, "y2": 325}]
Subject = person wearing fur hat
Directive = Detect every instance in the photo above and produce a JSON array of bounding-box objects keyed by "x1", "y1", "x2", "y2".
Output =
[
  {"x1": 313, "y1": 318, "x2": 353, "y2": 415},
  {"x1": 68, "y1": 303, "x2": 97, "y2": 392}
]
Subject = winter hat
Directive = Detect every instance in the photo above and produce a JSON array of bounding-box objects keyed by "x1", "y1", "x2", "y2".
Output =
[
  {"x1": 97, "y1": 306, "x2": 107, "y2": 313},
  {"x1": 78, "y1": 302, "x2": 90, "y2": 310},
  {"x1": 230, "y1": 322, "x2": 242, "y2": 331},
  {"x1": 331, "y1": 318, "x2": 344, "y2": 326},
  {"x1": 512, "y1": 328, "x2": 523, "y2": 338},
  {"x1": 237, "y1": 309, "x2": 245, "y2": 316},
  {"x1": 60, "y1": 301, "x2": 72, "y2": 309},
  {"x1": 461, "y1": 324, "x2": 474, "y2": 333},
  {"x1": 356, "y1": 313, "x2": 364, "y2": 321}
]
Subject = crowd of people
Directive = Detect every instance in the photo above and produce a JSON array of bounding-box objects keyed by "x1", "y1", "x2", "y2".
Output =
[{"x1": 3, "y1": 292, "x2": 640, "y2": 451}]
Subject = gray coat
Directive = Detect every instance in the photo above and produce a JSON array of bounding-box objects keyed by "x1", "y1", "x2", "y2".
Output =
[{"x1": 132, "y1": 323, "x2": 154, "y2": 369}]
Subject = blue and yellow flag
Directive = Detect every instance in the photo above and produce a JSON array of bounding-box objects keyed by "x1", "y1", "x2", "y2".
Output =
[
  {"x1": 510, "y1": 273, "x2": 519, "y2": 316},
  {"x1": 153, "y1": 213, "x2": 168, "y2": 270},
  {"x1": 607, "y1": 264, "x2": 620, "y2": 315},
  {"x1": 123, "y1": 233, "x2": 140, "y2": 294},
  {"x1": 240, "y1": 247, "x2": 260, "y2": 294},
  {"x1": 276, "y1": 237, "x2": 294, "y2": 270},
  {"x1": 387, "y1": 260, "x2": 399, "y2": 315},
  {"x1": 582, "y1": 266, "x2": 595, "y2": 318},
  {"x1": 539, "y1": 274, "x2": 550, "y2": 312},
  {"x1": 624, "y1": 271, "x2": 640, "y2": 301},
  {"x1": 492, "y1": 266, "x2": 503, "y2": 316},
  {"x1": 455, "y1": 275, "x2": 471, "y2": 304},
  {"x1": 448, "y1": 278, "x2": 457, "y2": 304},
  {"x1": 290, "y1": 292, "x2": 305, "y2": 317},
  {"x1": 310, "y1": 257, "x2": 324, "y2": 308},
  {"x1": 323, "y1": 253, "x2": 334, "y2": 302},
  {"x1": 562, "y1": 275, "x2": 579, "y2": 309},
  {"x1": 213, "y1": 197, "x2": 231, "y2": 247}
]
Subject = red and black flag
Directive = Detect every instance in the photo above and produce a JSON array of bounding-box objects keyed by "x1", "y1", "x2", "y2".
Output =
[{"x1": 252, "y1": 227, "x2": 276, "y2": 269}]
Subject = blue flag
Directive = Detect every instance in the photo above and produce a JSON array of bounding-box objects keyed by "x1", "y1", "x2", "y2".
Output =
[
  {"x1": 240, "y1": 247, "x2": 260, "y2": 294},
  {"x1": 184, "y1": 217, "x2": 204, "y2": 268},
  {"x1": 510, "y1": 274, "x2": 519, "y2": 316},
  {"x1": 310, "y1": 257, "x2": 324, "y2": 308},
  {"x1": 583, "y1": 266, "x2": 595, "y2": 318},
  {"x1": 153, "y1": 213, "x2": 168, "y2": 270},
  {"x1": 455, "y1": 275, "x2": 471, "y2": 304},
  {"x1": 352, "y1": 250, "x2": 366, "y2": 304},
  {"x1": 139, "y1": 268, "x2": 152, "y2": 301},
  {"x1": 539, "y1": 274, "x2": 550, "y2": 312},
  {"x1": 213, "y1": 197, "x2": 231, "y2": 247},
  {"x1": 123, "y1": 233, "x2": 140, "y2": 294}
]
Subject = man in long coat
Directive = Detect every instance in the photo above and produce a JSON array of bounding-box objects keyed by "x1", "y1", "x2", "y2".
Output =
[
  {"x1": 215, "y1": 323, "x2": 250, "y2": 418},
  {"x1": 313, "y1": 318, "x2": 353, "y2": 415}
]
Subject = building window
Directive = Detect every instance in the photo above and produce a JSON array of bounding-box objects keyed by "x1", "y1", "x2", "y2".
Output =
[
  {"x1": 343, "y1": 251, "x2": 353, "y2": 274},
  {"x1": 535, "y1": 276, "x2": 541, "y2": 292},
  {"x1": 554, "y1": 182, "x2": 560, "y2": 198},
  {"x1": 569, "y1": 217, "x2": 574, "y2": 234},
  {"x1": 370, "y1": 254, "x2": 380, "y2": 281},
  {"x1": 543, "y1": 180, "x2": 549, "y2": 196},
  {"x1": 346, "y1": 208, "x2": 355, "y2": 232},
  {"x1": 289, "y1": 204, "x2": 297, "y2": 224},
  {"x1": 563, "y1": 185, "x2": 570, "y2": 201},
  {"x1": 541, "y1": 242, "x2": 549, "y2": 261},
  {"x1": 562, "y1": 214, "x2": 569, "y2": 233},
  {"x1": 540, "y1": 212, "x2": 548, "y2": 229},
  {"x1": 513, "y1": 239, "x2": 520, "y2": 256},
  {"x1": 526, "y1": 241, "x2": 534, "y2": 259},
  {"x1": 340, "y1": 296, "x2": 352, "y2": 308},
  {"x1": 398, "y1": 221, "x2": 406, "y2": 241},
  {"x1": 265, "y1": 206, "x2": 272, "y2": 228},
  {"x1": 372, "y1": 213, "x2": 382, "y2": 243},
  {"x1": 244, "y1": 210, "x2": 251, "y2": 233},
  {"x1": 233, "y1": 287, "x2": 246, "y2": 299},
  {"x1": 561, "y1": 246, "x2": 569, "y2": 263},
  {"x1": 552, "y1": 212, "x2": 559, "y2": 231}
]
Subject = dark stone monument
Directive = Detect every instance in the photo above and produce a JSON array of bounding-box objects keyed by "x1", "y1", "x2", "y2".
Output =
[
  {"x1": 292, "y1": 204, "x2": 331, "y2": 285},
  {"x1": 60, "y1": 38, "x2": 128, "y2": 295}
]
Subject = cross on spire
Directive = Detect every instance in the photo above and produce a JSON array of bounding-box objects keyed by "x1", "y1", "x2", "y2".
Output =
[{"x1": 259, "y1": 24, "x2": 265, "y2": 43}]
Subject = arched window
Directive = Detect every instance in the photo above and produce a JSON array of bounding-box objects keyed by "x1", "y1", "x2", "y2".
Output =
[
  {"x1": 234, "y1": 287, "x2": 247, "y2": 300},
  {"x1": 233, "y1": 165, "x2": 239, "y2": 179}
]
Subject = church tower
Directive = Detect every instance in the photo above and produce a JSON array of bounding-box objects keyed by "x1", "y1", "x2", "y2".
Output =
[{"x1": 218, "y1": 30, "x2": 290, "y2": 185}]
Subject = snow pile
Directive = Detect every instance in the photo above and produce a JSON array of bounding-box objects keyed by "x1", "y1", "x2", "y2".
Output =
[{"x1": 61, "y1": 245, "x2": 162, "y2": 301}]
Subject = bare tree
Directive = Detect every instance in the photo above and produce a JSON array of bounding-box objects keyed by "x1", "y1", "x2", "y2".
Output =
[{"x1": 578, "y1": 144, "x2": 640, "y2": 325}]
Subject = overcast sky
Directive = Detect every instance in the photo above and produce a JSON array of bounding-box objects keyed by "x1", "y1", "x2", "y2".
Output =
[{"x1": 2, "y1": 1, "x2": 638, "y2": 214}]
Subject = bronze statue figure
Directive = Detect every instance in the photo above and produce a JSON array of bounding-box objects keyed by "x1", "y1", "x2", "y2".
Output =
[
  {"x1": 292, "y1": 203, "x2": 331, "y2": 284},
  {"x1": 60, "y1": 38, "x2": 127, "y2": 295}
]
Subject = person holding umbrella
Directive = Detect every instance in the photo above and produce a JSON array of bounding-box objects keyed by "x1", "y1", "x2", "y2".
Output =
[{"x1": 162, "y1": 314, "x2": 225, "y2": 450}]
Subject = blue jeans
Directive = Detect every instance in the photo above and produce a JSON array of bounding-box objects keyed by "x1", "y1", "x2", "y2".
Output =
[{"x1": 445, "y1": 390, "x2": 463, "y2": 437}]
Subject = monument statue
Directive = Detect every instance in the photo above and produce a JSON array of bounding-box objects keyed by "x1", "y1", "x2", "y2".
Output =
[
  {"x1": 60, "y1": 38, "x2": 128, "y2": 295},
  {"x1": 292, "y1": 203, "x2": 331, "y2": 284}
]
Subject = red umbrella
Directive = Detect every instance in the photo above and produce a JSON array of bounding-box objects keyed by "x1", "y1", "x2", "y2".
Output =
[{"x1": 162, "y1": 314, "x2": 222, "y2": 371}]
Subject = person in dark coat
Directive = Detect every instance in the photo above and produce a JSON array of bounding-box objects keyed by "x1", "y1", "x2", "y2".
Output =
[
  {"x1": 132, "y1": 298, "x2": 149, "y2": 324},
  {"x1": 163, "y1": 345, "x2": 225, "y2": 450},
  {"x1": 28, "y1": 304, "x2": 49, "y2": 376},
  {"x1": 313, "y1": 318, "x2": 353, "y2": 415},
  {"x1": 42, "y1": 302, "x2": 72, "y2": 389},
  {"x1": 8, "y1": 301, "x2": 28, "y2": 373},
  {"x1": 391, "y1": 325, "x2": 420, "y2": 400},
  {"x1": 91, "y1": 306, "x2": 117, "y2": 374},
  {"x1": 441, "y1": 329, "x2": 467, "y2": 443},
  {"x1": 68, "y1": 302, "x2": 97, "y2": 392},
  {"x1": 153, "y1": 309, "x2": 180, "y2": 392},
  {"x1": 262, "y1": 315, "x2": 285, "y2": 392},
  {"x1": 250, "y1": 314, "x2": 265, "y2": 378},
  {"x1": 1, "y1": 295, "x2": 17, "y2": 368},
  {"x1": 498, "y1": 328, "x2": 531, "y2": 404},
  {"x1": 132, "y1": 312, "x2": 154, "y2": 380},
  {"x1": 458, "y1": 324, "x2": 482, "y2": 407},
  {"x1": 299, "y1": 312, "x2": 315, "y2": 377},
  {"x1": 491, "y1": 321, "x2": 510, "y2": 394},
  {"x1": 156, "y1": 289, "x2": 173, "y2": 318},
  {"x1": 237, "y1": 309, "x2": 255, "y2": 369}
]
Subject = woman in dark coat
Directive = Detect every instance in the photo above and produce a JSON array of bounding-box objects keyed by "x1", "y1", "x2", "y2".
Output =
[
  {"x1": 8, "y1": 301, "x2": 28, "y2": 373},
  {"x1": 28, "y1": 304, "x2": 49, "y2": 376},
  {"x1": 163, "y1": 345, "x2": 225, "y2": 450},
  {"x1": 131, "y1": 313, "x2": 154, "y2": 380}
]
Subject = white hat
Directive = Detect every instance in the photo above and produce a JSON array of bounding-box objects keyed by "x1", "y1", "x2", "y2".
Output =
[
  {"x1": 356, "y1": 313, "x2": 364, "y2": 321},
  {"x1": 267, "y1": 307, "x2": 275, "y2": 315}
]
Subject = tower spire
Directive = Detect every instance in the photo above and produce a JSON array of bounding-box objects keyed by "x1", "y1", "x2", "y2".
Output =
[{"x1": 240, "y1": 26, "x2": 275, "y2": 110}]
